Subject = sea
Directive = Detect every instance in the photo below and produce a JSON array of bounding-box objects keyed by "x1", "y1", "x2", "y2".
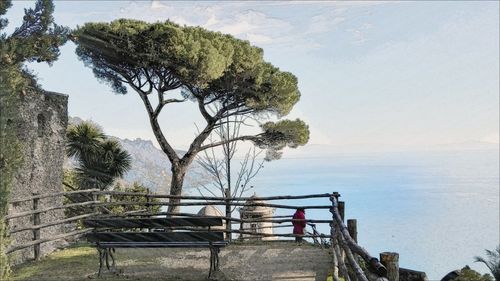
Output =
[{"x1": 241, "y1": 146, "x2": 500, "y2": 280}]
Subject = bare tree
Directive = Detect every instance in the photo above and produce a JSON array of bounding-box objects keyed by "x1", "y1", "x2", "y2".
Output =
[{"x1": 196, "y1": 109, "x2": 264, "y2": 240}]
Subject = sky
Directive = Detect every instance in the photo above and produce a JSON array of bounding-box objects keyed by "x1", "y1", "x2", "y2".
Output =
[{"x1": 5, "y1": 0, "x2": 500, "y2": 152}]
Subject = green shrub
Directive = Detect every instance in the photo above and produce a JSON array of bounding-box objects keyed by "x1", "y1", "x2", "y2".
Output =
[
  {"x1": 453, "y1": 266, "x2": 493, "y2": 281},
  {"x1": 106, "y1": 182, "x2": 161, "y2": 215}
]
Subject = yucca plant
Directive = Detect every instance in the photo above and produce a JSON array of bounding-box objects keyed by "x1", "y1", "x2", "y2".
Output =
[
  {"x1": 66, "y1": 122, "x2": 131, "y2": 190},
  {"x1": 474, "y1": 246, "x2": 500, "y2": 281}
]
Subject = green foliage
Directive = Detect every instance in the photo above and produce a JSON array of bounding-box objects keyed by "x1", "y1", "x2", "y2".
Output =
[
  {"x1": 72, "y1": 19, "x2": 234, "y2": 93},
  {"x1": 62, "y1": 168, "x2": 79, "y2": 189},
  {"x1": 452, "y1": 266, "x2": 493, "y2": 281},
  {"x1": 105, "y1": 182, "x2": 161, "y2": 215},
  {"x1": 0, "y1": 1, "x2": 67, "y2": 277},
  {"x1": 0, "y1": 0, "x2": 69, "y2": 66},
  {"x1": 475, "y1": 246, "x2": 500, "y2": 281},
  {"x1": 71, "y1": 19, "x2": 308, "y2": 149},
  {"x1": 72, "y1": 18, "x2": 309, "y2": 199},
  {"x1": 66, "y1": 121, "x2": 105, "y2": 160},
  {"x1": 257, "y1": 119, "x2": 310, "y2": 160},
  {"x1": 62, "y1": 169, "x2": 91, "y2": 220},
  {"x1": 66, "y1": 122, "x2": 132, "y2": 190},
  {"x1": 63, "y1": 172, "x2": 160, "y2": 220}
]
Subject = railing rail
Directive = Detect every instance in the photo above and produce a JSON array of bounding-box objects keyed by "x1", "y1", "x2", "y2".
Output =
[
  {"x1": 329, "y1": 195, "x2": 389, "y2": 281},
  {"x1": 8, "y1": 189, "x2": 99, "y2": 204},
  {"x1": 91, "y1": 190, "x2": 336, "y2": 201}
]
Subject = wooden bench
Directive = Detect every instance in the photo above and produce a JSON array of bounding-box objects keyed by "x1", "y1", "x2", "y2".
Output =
[{"x1": 83, "y1": 217, "x2": 228, "y2": 278}]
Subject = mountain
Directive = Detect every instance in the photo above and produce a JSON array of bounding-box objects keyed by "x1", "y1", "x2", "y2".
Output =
[
  {"x1": 66, "y1": 117, "x2": 203, "y2": 194},
  {"x1": 115, "y1": 137, "x2": 173, "y2": 194}
]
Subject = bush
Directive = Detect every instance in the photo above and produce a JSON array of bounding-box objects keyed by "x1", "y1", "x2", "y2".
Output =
[
  {"x1": 106, "y1": 182, "x2": 161, "y2": 215},
  {"x1": 452, "y1": 266, "x2": 493, "y2": 281}
]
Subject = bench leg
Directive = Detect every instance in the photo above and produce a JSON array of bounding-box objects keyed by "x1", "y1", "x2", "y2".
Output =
[
  {"x1": 208, "y1": 246, "x2": 221, "y2": 279},
  {"x1": 214, "y1": 247, "x2": 220, "y2": 271},
  {"x1": 97, "y1": 248, "x2": 105, "y2": 277},
  {"x1": 208, "y1": 248, "x2": 213, "y2": 278},
  {"x1": 97, "y1": 248, "x2": 117, "y2": 277},
  {"x1": 105, "y1": 249, "x2": 110, "y2": 270},
  {"x1": 108, "y1": 248, "x2": 116, "y2": 272}
]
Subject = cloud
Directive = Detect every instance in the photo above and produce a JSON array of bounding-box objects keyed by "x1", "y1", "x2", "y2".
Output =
[
  {"x1": 209, "y1": 9, "x2": 292, "y2": 44},
  {"x1": 56, "y1": 1, "x2": 387, "y2": 50},
  {"x1": 306, "y1": 11, "x2": 345, "y2": 34},
  {"x1": 112, "y1": 3, "x2": 293, "y2": 46},
  {"x1": 247, "y1": 33, "x2": 273, "y2": 45},
  {"x1": 248, "y1": 1, "x2": 390, "y2": 8},
  {"x1": 150, "y1": 0, "x2": 168, "y2": 10},
  {"x1": 347, "y1": 23, "x2": 374, "y2": 45}
]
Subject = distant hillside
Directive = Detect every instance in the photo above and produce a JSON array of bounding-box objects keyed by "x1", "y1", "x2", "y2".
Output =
[
  {"x1": 115, "y1": 137, "x2": 173, "y2": 194},
  {"x1": 66, "y1": 117, "x2": 203, "y2": 194}
]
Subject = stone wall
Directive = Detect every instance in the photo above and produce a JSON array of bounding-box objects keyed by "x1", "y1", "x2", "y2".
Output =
[{"x1": 7, "y1": 90, "x2": 68, "y2": 265}]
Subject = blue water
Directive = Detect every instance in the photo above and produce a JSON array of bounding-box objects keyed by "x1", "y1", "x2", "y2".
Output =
[{"x1": 245, "y1": 149, "x2": 499, "y2": 280}]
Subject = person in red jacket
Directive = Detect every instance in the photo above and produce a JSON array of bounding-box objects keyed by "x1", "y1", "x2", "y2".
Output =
[{"x1": 292, "y1": 208, "x2": 306, "y2": 243}]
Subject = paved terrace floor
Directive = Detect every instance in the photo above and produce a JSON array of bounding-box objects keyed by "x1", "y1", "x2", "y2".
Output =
[{"x1": 9, "y1": 241, "x2": 333, "y2": 281}]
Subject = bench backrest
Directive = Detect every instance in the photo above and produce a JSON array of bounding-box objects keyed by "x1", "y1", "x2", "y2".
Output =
[
  {"x1": 83, "y1": 217, "x2": 223, "y2": 229},
  {"x1": 87, "y1": 231, "x2": 224, "y2": 243}
]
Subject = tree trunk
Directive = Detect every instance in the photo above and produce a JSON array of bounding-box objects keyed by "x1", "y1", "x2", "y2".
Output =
[{"x1": 167, "y1": 164, "x2": 187, "y2": 214}]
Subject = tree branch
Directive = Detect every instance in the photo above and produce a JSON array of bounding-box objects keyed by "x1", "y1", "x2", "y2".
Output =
[
  {"x1": 153, "y1": 97, "x2": 187, "y2": 118},
  {"x1": 199, "y1": 135, "x2": 260, "y2": 152},
  {"x1": 125, "y1": 76, "x2": 180, "y2": 164},
  {"x1": 197, "y1": 96, "x2": 214, "y2": 123}
]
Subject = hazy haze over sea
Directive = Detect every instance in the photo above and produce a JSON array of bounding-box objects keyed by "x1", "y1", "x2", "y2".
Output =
[
  {"x1": 245, "y1": 143, "x2": 500, "y2": 280},
  {"x1": 148, "y1": 140, "x2": 497, "y2": 280}
]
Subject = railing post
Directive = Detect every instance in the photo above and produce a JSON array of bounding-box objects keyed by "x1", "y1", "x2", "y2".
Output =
[
  {"x1": 92, "y1": 191, "x2": 98, "y2": 214},
  {"x1": 224, "y1": 188, "x2": 231, "y2": 242},
  {"x1": 338, "y1": 201, "x2": 345, "y2": 222},
  {"x1": 329, "y1": 194, "x2": 340, "y2": 281},
  {"x1": 146, "y1": 189, "x2": 152, "y2": 213},
  {"x1": 380, "y1": 252, "x2": 399, "y2": 281},
  {"x1": 32, "y1": 192, "x2": 40, "y2": 261},
  {"x1": 329, "y1": 222, "x2": 339, "y2": 281},
  {"x1": 309, "y1": 223, "x2": 319, "y2": 245},
  {"x1": 239, "y1": 213, "x2": 244, "y2": 240},
  {"x1": 146, "y1": 189, "x2": 152, "y2": 232},
  {"x1": 347, "y1": 219, "x2": 357, "y2": 243}
]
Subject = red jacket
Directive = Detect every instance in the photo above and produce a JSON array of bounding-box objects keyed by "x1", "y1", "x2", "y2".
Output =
[{"x1": 292, "y1": 210, "x2": 306, "y2": 234}]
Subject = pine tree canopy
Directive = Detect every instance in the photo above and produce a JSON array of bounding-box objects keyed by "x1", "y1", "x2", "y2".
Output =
[
  {"x1": 0, "y1": 0, "x2": 69, "y2": 68},
  {"x1": 72, "y1": 19, "x2": 309, "y2": 161}
]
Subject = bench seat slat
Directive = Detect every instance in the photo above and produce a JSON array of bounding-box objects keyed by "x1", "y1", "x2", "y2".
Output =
[
  {"x1": 87, "y1": 232, "x2": 224, "y2": 243},
  {"x1": 83, "y1": 217, "x2": 223, "y2": 228}
]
